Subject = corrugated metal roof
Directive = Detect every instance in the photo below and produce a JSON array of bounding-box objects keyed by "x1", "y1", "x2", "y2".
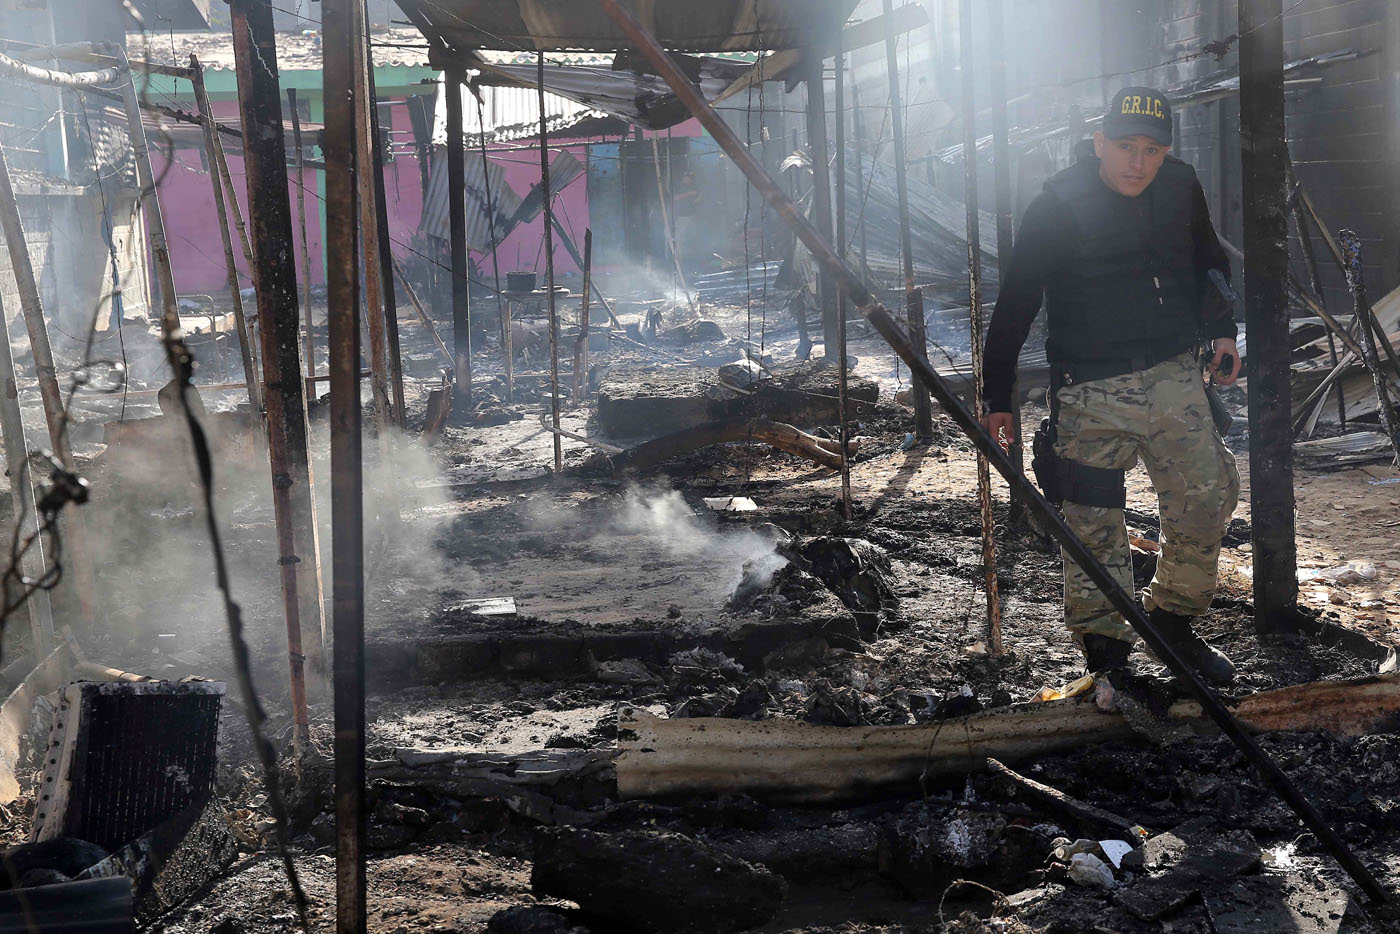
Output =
[
  {"x1": 431, "y1": 76, "x2": 615, "y2": 145},
  {"x1": 419, "y1": 151, "x2": 520, "y2": 248},
  {"x1": 396, "y1": 0, "x2": 861, "y2": 53},
  {"x1": 128, "y1": 27, "x2": 431, "y2": 72}
]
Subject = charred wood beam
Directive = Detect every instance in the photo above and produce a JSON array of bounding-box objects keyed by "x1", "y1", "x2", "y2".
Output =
[
  {"x1": 833, "y1": 18, "x2": 852, "y2": 519},
  {"x1": 321, "y1": 0, "x2": 367, "y2": 924},
  {"x1": 1340, "y1": 233, "x2": 1400, "y2": 466},
  {"x1": 445, "y1": 64, "x2": 473, "y2": 412},
  {"x1": 803, "y1": 51, "x2": 838, "y2": 357},
  {"x1": 1239, "y1": 0, "x2": 1298, "y2": 632},
  {"x1": 367, "y1": 65, "x2": 406, "y2": 427},
  {"x1": 617, "y1": 672, "x2": 1400, "y2": 802},
  {"x1": 289, "y1": 87, "x2": 317, "y2": 393},
  {"x1": 593, "y1": 0, "x2": 1391, "y2": 905},
  {"x1": 986, "y1": 758, "x2": 1141, "y2": 839},
  {"x1": 539, "y1": 52, "x2": 563, "y2": 473},
  {"x1": 606, "y1": 418, "x2": 846, "y2": 474}
]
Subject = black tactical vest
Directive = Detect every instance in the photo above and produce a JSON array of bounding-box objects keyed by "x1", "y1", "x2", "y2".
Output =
[{"x1": 1041, "y1": 151, "x2": 1201, "y2": 367}]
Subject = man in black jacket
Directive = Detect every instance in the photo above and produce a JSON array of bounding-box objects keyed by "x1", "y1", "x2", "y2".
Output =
[{"x1": 980, "y1": 87, "x2": 1241, "y2": 682}]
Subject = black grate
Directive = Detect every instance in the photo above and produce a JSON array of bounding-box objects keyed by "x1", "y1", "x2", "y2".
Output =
[{"x1": 55, "y1": 683, "x2": 223, "y2": 853}]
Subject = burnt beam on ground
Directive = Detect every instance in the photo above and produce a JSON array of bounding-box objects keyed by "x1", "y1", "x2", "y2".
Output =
[
  {"x1": 1239, "y1": 0, "x2": 1298, "y2": 630},
  {"x1": 230, "y1": 0, "x2": 325, "y2": 739},
  {"x1": 321, "y1": 0, "x2": 367, "y2": 924},
  {"x1": 593, "y1": 0, "x2": 1392, "y2": 904}
]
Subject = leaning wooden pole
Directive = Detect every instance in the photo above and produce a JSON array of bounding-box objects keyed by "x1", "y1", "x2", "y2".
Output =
[
  {"x1": 882, "y1": 0, "x2": 933, "y2": 440},
  {"x1": 230, "y1": 0, "x2": 327, "y2": 740},
  {"x1": 194, "y1": 58, "x2": 263, "y2": 413},
  {"x1": 1238, "y1": 0, "x2": 1298, "y2": 631},
  {"x1": 960, "y1": 0, "x2": 1002, "y2": 654},
  {"x1": 0, "y1": 290, "x2": 54, "y2": 656},
  {"x1": 322, "y1": 0, "x2": 367, "y2": 922},
  {"x1": 354, "y1": 42, "x2": 392, "y2": 433},
  {"x1": 445, "y1": 65, "x2": 472, "y2": 414},
  {"x1": 288, "y1": 87, "x2": 317, "y2": 394},
  {"x1": 367, "y1": 60, "x2": 406, "y2": 426},
  {"x1": 475, "y1": 95, "x2": 511, "y2": 402},
  {"x1": 803, "y1": 50, "x2": 839, "y2": 357},
  {"x1": 538, "y1": 52, "x2": 562, "y2": 473},
  {"x1": 833, "y1": 18, "x2": 852, "y2": 520},
  {"x1": 1340, "y1": 232, "x2": 1400, "y2": 466},
  {"x1": 593, "y1": 0, "x2": 1391, "y2": 904},
  {"x1": 0, "y1": 97, "x2": 100, "y2": 628},
  {"x1": 207, "y1": 84, "x2": 262, "y2": 381}
]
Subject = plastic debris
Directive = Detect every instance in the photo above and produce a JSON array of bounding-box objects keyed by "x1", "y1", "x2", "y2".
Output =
[
  {"x1": 1052, "y1": 838, "x2": 1102, "y2": 862},
  {"x1": 1067, "y1": 852, "x2": 1117, "y2": 889},
  {"x1": 900, "y1": 432, "x2": 916, "y2": 451},
  {"x1": 1032, "y1": 673, "x2": 1096, "y2": 703},
  {"x1": 1099, "y1": 839, "x2": 1134, "y2": 869},
  {"x1": 1298, "y1": 562, "x2": 1378, "y2": 585}
]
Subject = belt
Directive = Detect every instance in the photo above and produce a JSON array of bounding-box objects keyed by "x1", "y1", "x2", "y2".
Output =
[{"x1": 1053, "y1": 341, "x2": 1194, "y2": 387}]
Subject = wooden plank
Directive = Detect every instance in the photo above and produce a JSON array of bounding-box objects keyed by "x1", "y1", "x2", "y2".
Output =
[{"x1": 617, "y1": 673, "x2": 1400, "y2": 802}]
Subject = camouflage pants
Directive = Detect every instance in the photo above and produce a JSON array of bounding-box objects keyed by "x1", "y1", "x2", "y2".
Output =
[{"x1": 1055, "y1": 351, "x2": 1240, "y2": 642}]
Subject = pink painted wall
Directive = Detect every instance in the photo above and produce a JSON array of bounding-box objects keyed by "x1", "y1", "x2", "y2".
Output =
[{"x1": 153, "y1": 106, "x2": 702, "y2": 293}]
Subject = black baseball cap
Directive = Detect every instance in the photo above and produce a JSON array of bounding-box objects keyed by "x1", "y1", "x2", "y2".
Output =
[{"x1": 1103, "y1": 87, "x2": 1172, "y2": 145}]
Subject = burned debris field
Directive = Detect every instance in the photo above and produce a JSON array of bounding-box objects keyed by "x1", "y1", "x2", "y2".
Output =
[{"x1": 2, "y1": 0, "x2": 1400, "y2": 932}]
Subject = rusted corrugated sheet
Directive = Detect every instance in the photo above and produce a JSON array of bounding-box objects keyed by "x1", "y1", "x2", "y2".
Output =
[
  {"x1": 397, "y1": 0, "x2": 860, "y2": 53},
  {"x1": 432, "y1": 78, "x2": 613, "y2": 145},
  {"x1": 419, "y1": 151, "x2": 520, "y2": 248}
]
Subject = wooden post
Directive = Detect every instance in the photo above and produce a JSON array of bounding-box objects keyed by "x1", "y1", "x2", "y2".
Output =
[
  {"x1": 355, "y1": 48, "x2": 392, "y2": 432},
  {"x1": 960, "y1": 0, "x2": 1003, "y2": 655},
  {"x1": 322, "y1": 0, "x2": 367, "y2": 922},
  {"x1": 803, "y1": 51, "x2": 839, "y2": 358},
  {"x1": 1238, "y1": 0, "x2": 1298, "y2": 631},
  {"x1": 0, "y1": 290, "x2": 54, "y2": 655},
  {"x1": 445, "y1": 65, "x2": 472, "y2": 413},
  {"x1": 229, "y1": 0, "x2": 327, "y2": 740},
  {"x1": 288, "y1": 87, "x2": 317, "y2": 394},
  {"x1": 573, "y1": 229, "x2": 591, "y2": 404},
  {"x1": 475, "y1": 95, "x2": 511, "y2": 402},
  {"x1": 206, "y1": 90, "x2": 264, "y2": 388},
  {"x1": 193, "y1": 58, "x2": 262, "y2": 413},
  {"x1": 882, "y1": 0, "x2": 934, "y2": 440},
  {"x1": 1339, "y1": 232, "x2": 1400, "y2": 466},
  {"x1": 850, "y1": 77, "x2": 870, "y2": 273},
  {"x1": 538, "y1": 52, "x2": 562, "y2": 473},
  {"x1": 833, "y1": 17, "x2": 852, "y2": 520},
  {"x1": 987, "y1": 0, "x2": 1024, "y2": 520},
  {"x1": 0, "y1": 96, "x2": 100, "y2": 628},
  {"x1": 367, "y1": 63, "x2": 406, "y2": 426}
]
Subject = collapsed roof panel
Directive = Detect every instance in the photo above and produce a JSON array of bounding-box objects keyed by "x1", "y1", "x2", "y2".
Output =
[{"x1": 398, "y1": 0, "x2": 861, "y2": 53}]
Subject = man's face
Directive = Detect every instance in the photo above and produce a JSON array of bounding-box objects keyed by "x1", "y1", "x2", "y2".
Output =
[{"x1": 1092, "y1": 131, "x2": 1168, "y2": 197}]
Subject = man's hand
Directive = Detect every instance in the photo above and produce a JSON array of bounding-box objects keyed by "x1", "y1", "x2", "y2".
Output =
[
  {"x1": 982, "y1": 411, "x2": 1016, "y2": 451},
  {"x1": 1207, "y1": 337, "x2": 1241, "y2": 386}
]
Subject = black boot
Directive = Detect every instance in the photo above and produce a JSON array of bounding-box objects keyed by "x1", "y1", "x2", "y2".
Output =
[
  {"x1": 1082, "y1": 634, "x2": 1132, "y2": 674},
  {"x1": 1149, "y1": 608, "x2": 1235, "y2": 684}
]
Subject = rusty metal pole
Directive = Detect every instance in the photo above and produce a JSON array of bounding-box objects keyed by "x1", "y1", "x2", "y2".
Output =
[
  {"x1": 987, "y1": 0, "x2": 1024, "y2": 522},
  {"x1": 0, "y1": 104, "x2": 100, "y2": 627},
  {"x1": 960, "y1": 0, "x2": 1003, "y2": 654},
  {"x1": 230, "y1": 0, "x2": 327, "y2": 741},
  {"x1": 367, "y1": 63, "x2": 406, "y2": 426},
  {"x1": 193, "y1": 58, "x2": 262, "y2": 413},
  {"x1": 0, "y1": 289, "x2": 54, "y2": 656},
  {"x1": 288, "y1": 87, "x2": 317, "y2": 395},
  {"x1": 1340, "y1": 232, "x2": 1400, "y2": 466},
  {"x1": 322, "y1": 0, "x2": 366, "y2": 923},
  {"x1": 592, "y1": 1, "x2": 1392, "y2": 904},
  {"x1": 882, "y1": 0, "x2": 933, "y2": 440},
  {"x1": 445, "y1": 66, "x2": 473, "y2": 414},
  {"x1": 475, "y1": 95, "x2": 511, "y2": 402},
  {"x1": 1238, "y1": 0, "x2": 1298, "y2": 631},
  {"x1": 538, "y1": 52, "x2": 562, "y2": 473},
  {"x1": 833, "y1": 16, "x2": 852, "y2": 520},
  {"x1": 803, "y1": 51, "x2": 839, "y2": 357}
]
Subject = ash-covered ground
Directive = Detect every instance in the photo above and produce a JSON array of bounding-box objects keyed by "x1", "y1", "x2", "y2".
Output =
[{"x1": 4, "y1": 298, "x2": 1397, "y2": 933}]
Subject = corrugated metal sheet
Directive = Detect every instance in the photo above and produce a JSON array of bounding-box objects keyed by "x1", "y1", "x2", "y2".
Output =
[
  {"x1": 431, "y1": 77, "x2": 612, "y2": 145},
  {"x1": 397, "y1": 0, "x2": 861, "y2": 53},
  {"x1": 419, "y1": 150, "x2": 521, "y2": 248},
  {"x1": 129, "y1": 27, "x2": 431, "y2": 71},
  {"x1": 475, "y1": 54, "x2": 747, "y2": 130}
]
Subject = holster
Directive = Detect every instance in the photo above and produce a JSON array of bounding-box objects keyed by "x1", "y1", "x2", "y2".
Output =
[{"x1": 1031, "y1": 375, "x2": 1127, "y2": 510}]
